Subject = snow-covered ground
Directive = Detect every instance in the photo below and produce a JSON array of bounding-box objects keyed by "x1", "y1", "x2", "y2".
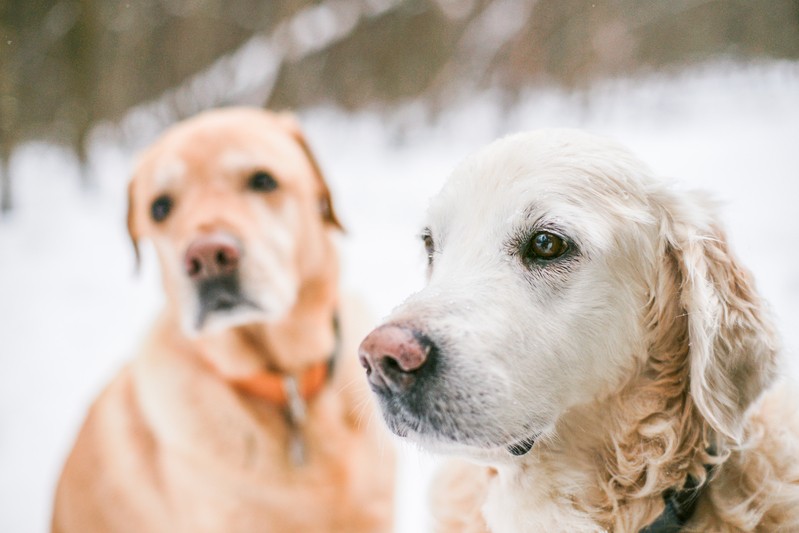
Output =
[{"x1": 1, "y1": 61, "x2": 798, "y2": 532}]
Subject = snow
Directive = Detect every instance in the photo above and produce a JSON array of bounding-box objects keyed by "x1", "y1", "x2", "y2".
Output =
[{"x1": 1, "y1": 61, "x2": 798, "y2": 532}]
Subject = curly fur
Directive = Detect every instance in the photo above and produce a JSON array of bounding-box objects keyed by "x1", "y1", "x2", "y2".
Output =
[{"x1": 366, "y1": 129, "x2": 799, "y2": 532}]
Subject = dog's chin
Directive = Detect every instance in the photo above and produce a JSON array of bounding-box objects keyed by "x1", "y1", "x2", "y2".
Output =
[
  {"x1": 383, "y1": 413, "x2": 544, "y2": 462},
  {"x1": 185, "y1": 307, "x2": 266, "y2": 337},
  {"x1": 177, "y1": 275, "x2": 299, "y2": 337},
  {"x1": 180, "y1": 300, "x2": 291, "y2": 338},
  {"x1": 398, "y1": 429, "x2": 543, "y2": 465}
]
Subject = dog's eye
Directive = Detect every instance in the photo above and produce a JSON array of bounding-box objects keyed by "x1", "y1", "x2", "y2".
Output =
[
  {"x1": 422, "y1": 231, "x2": 435, "y2": 266},
  {"x1": 525, "y1": 231, "x2": 568, "y2": 261},
  {"x1": 150, "y1": 195, "x2": 173, "y2": 223},
  {"x1": 248, "y1": 171, "x2": 278, "y2": 192}
]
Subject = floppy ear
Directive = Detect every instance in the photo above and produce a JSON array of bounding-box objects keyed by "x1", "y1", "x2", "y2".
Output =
[
  {"x1": 126, "y1": 178, "x2": 141, "y2": 271},
  {"x1": 657, "y1": 195, "x2": 778, "y2": 445},
  {"x1": 276, "y1": 112, "x2": 344, "y2": 231}
]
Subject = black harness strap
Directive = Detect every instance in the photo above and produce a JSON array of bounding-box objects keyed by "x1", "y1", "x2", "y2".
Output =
[{"x1": 638, "y1": 460, "x2": 715, "y2": 533}]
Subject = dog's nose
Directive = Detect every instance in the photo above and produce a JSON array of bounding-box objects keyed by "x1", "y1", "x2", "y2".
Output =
[
  {"x1": 184, "y1": 234, "x2": 240, "y2": 280},
  {"x1": 358, "y1": 324, "x2": 434, "y2": 394}
]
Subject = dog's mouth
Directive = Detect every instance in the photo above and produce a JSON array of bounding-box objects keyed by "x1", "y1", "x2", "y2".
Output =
[
  {"x1": 392, "y1": 424, "x2": 540, "y2": 458},
  {"x1": 195, "y1": 275, "x2": 261, "y2": 328},
  {"x1": 506, "y1": 435, "x2": 537, "y2": 456},
  {"x1": 381, "y1": 404, "x2": 542, "y2": 458}
]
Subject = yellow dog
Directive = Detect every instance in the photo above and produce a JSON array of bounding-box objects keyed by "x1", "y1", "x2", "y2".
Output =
[{"x1": 53, "y1": 108, "x2": 395, "y2": 533}]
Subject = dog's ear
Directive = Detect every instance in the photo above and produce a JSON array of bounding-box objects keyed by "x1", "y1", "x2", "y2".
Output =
[
  {"x1": 126, "y1": 178, "x2": 141, "y2": 271},
  {"x1": 655, "y1": 194, "x2": 778, "y2": 445},
  {"x1": 276, "y1": 112, "x2": 344, "y2": 232}
]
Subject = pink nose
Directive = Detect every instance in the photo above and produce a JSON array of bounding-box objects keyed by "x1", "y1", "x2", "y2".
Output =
[
  {"x1": 358, "y1": 324, "x2": 433, "y2": 393},
  {"x1": 184, "y1": 234, "x2": 240, "y2": 280}
]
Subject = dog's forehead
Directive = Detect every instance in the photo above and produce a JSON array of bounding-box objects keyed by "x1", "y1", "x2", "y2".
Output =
[
  {"x1": 136, "y1": 111, "x2": 310, "y2": 189},
  {"x1": 428, "y1": 130, "x2": 656, "y2": 241}
]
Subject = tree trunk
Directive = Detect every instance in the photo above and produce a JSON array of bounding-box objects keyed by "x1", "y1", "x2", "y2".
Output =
[
  {"x1": 76, "y1": 129, "x2": 93, "y2": 190},
  {"x1": 0, "y1": 152, "x2": 11, "y2": 215}
]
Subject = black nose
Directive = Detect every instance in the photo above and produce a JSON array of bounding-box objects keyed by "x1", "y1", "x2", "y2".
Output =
[{"x1": 358, "y1": 324, "x2": 435, "y2": 394}]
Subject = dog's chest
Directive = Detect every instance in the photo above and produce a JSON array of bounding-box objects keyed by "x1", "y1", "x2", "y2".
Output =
[
  {"x1": 482, "y1": 467, "x2": 606, "y2": 533},
  {"x1": 160, "y1": 403, "x2": 380, "y2": 529}
]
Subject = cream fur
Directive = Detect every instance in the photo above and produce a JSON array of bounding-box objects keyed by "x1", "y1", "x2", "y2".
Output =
[{"x1": 369, "y1": 129, "x2": 799, "y2": 532}]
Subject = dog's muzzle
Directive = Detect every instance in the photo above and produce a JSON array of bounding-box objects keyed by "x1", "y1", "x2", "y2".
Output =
[
  {"x1": 184, "y1": 233, "x2": 259, "y2": 328},
  {"x1": 360, "y1": 323, "x2": 542, "y2": 456}
]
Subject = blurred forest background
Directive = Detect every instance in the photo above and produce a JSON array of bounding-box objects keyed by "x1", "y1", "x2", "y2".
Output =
[
  {"x1": 2, "y1": 3, "x2": 799, "y2": 531},
  {"x1": 2, "y1": 0, "x2": 799, "y2": 215}
]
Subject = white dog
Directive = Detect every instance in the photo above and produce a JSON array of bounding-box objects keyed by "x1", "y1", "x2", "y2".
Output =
[{"x1": 359, "y1": 130, "x2": 799, "y2": 532}]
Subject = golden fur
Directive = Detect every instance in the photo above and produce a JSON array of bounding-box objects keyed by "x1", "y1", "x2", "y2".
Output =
[{"x1": 52, "y1": 108, "x2": 395, "y2": 533}]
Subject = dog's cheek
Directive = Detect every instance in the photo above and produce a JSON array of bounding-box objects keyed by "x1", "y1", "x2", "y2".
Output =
[
  {"x1": 247, "y1": 224, "x2": 303, "y2": 315},
  {"x1": 152, "y1": 238, "x2": 182, "y2": 290},
  {"x1": 147, "y1": 237, "x2": 198, "y2": 324}
]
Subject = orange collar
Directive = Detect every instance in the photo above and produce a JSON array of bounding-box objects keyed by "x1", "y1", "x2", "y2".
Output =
[
  {"x1": 224, "y1": 314, "x2": 340, "y2": 408},
  {"x1": 230, "y1": 360, "x2": 330, "y2": 407}
]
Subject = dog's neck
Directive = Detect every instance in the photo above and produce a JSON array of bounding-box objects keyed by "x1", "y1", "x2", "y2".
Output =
[
  {"x1": 194, "y1": 274, "x2": 340, "y2": 379},
  {"x1": 483, "y1": 367, "x2": 714, "y2": 533}
]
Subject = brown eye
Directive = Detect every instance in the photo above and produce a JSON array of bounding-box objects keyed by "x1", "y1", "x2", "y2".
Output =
[
  {"x1": 248, "y1": 170, "x2": 278, "y2": 192},
  {"x1": 150, "y1": 194, "x2": 173, "y2": 222},
  {"x1": 525, "y1": 231, "x2": 568, "y2": 261},
  {"x1": 422, "y1": 232, "x2": 435, "y2": 265}
]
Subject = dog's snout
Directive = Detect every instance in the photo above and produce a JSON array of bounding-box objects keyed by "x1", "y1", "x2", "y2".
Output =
[
  {"x1": 359, "y1": 324, "x2": 434, "y2": 394},
  {"x1": 184, "y1": 234, "x2": 240, "y2": 280}
]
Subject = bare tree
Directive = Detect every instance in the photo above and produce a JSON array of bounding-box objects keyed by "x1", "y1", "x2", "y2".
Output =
[
  {"x1": 0, "y1": 0, "x2": 797, "y2": 215},
  {"x1": 0, "y1": 13, "x2": 18, "y2": 214}
]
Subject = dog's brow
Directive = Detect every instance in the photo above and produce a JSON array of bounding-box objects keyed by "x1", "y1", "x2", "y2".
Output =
[
  {"x1": 153, "y1": 157, "x2": 186, "y2": 189},
  {"x1": 220, "y1": 150, "x2": 262, "y2": 173},
  {"x1": 522, "y1": 203, "x2": 540, "y2": 218},
  {"x1": 518, "y1": 203, "x2": 580, "y2": 241}
]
